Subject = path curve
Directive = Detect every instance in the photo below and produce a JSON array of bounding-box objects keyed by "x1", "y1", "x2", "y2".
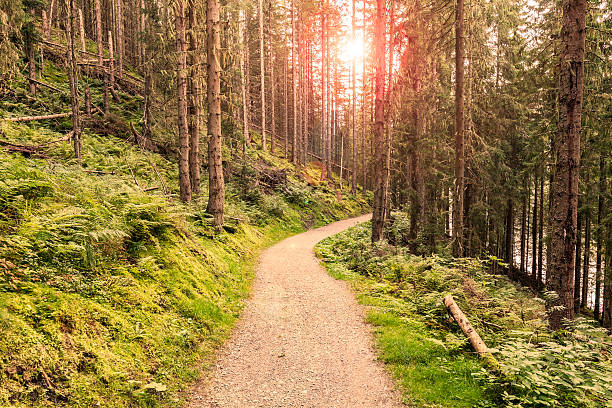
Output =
[{"x1": 190, "y1": 214, "x2": 402, "y2": 407}]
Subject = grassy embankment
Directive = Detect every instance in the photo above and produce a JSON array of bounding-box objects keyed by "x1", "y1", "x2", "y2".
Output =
[
  {"x1": 0, "y1": 54, "x2": 370, "y2": 407},
  {"x1": 316, "y1": 221, "x2": 611, "y2": 408}
]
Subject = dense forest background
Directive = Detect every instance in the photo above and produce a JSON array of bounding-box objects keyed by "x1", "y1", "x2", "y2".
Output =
[
  {"x1": 0, "y1": 0, "x2": 611, "y2": 406},
  {"x1": 4, "y1": 0, "x2": 607, "y2": 326}
]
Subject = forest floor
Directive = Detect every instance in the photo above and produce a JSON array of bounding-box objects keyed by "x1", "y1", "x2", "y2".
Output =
[
  {"x1": 190, "y1": 214, "x2": 403, "y2": 408},
  {"x1": 0, "y1": 56, "x2": 372, "y2": 406}
]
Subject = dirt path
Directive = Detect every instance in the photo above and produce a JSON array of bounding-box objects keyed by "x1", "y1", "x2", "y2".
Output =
[{"x1": 190, "y1": 215, "x2": 403, "y2": 407}]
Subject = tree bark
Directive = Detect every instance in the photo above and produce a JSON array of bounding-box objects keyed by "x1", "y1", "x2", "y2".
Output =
[
  {"x1": 205, "y1": 0, "x2": 225, "y2": 226},
  {"x1": 116, "y1": 0, "x2": 123, "y2": 79},
  {"x1": 583, "y1": 197, "x2": 591, "y2": 312},
  {"x1": 269, "y1": 4, "x2": 276, "y2": 154},
  {"x1": 258, "y1": 0, "x2": 266, "y2": 150},
  {"x1": 362, "y1": 0, "x2": 367, "y2": 190},
  {"x1": 452, "y1": 0, "x2": 465, "y2": 258},
  {"x1": 244, "y1": 14, "x2": 251, "y2": 145},
  {"x1": 64, "y1": 0, "x2": 81, "y2": 161},
  {"x1": 175, "y1": 0, "x2": 191, "y2": 202},
  {"x1": 77, "y1": 8, "x2": 91, "y2": 115},
  {"x1": 505, "y1": 198, "x2": 514, "y2": 268},
  {"x1": 443, "y1": 295, "x2": 490, "y2": 356},
  {"x1": 240, "y1": 9, "x2": 249, "y2": 155},
  {"x1": 351, "y1": 0, "x2": 357, "y2": 194},
  {"x1": 597, "y1": 155, "x2": 606, "y2": 324},
  {"x1": 371, "y1": 0, "x2": 386, "y2": 242},
  {"x1": 538, "y1": 171, "x2": 544, "y2": 285},
  {"x1": 27, "y1": 9, "x2": 37, "y2": 95},
  {"x1": 292, "y1": 0, "x2": 298, "y2": 164},
  {"x1": 94, "y1": 0, "x2": 108, "y2": 113},
  {"x1": 520, "y1": 181, "x2": 528, "y2": 276},
  {"x1": 187, "y1": 0, "x2": 200, "y2": 196},
  {"x1": 47, "y1": 0, "x2": 55, "y2": 40},
  {"x1": 108, "y1": 31, "x2": 115, "y2": 88},
  {"x1": 547, "y1": 0, "x2": 586, "y2": 329},
  {"x1": 284, "y1": 42, "x2": 288, "y2": 158},
  {"x1": 574, "y1": 200, "x2": 582, "y2": 310},
  {"x1": 532, "y1": 173, "x2": 539, "y2": 284}
]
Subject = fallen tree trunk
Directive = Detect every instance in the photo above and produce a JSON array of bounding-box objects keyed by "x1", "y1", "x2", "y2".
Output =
[
  {"x1": 308, "y1": 152, "x2": 353, "y2": 173},
  {"x1": 27, "y1": 78, "x2": 64, "y2": 93},
  {"x1": 3, "y1": 112, "x2": 72, "y2": 122},
  {"x1": 443, "y1": 294, "x2": 498, "y2": 367}
]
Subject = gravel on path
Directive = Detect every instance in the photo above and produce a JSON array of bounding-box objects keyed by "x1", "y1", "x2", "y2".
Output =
[{"x1": 189, "y1": 214, "x2": 403, "y2": 407}]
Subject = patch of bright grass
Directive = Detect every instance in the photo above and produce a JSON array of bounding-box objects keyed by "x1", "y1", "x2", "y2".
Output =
[{"x1": 321, "y1": 253, "x2": 488, "y2": 407}]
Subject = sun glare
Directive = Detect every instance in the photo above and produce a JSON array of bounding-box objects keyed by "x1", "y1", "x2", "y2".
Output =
[{"x1": 344, "y1": 38, "x2": 364, "y2": 62}]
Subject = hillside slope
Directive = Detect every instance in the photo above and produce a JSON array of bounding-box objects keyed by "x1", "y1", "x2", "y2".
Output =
[{"x1": 0, "y1": 57, "x2": 370, "y2": 407}]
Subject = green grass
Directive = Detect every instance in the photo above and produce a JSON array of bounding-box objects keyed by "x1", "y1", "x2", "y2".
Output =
[
  {"x1": 321, "y1": 249, "x2": 488, "y2": 407},
  {"x1": 316, "y1": 222, "x2": 612, "y2": 408}
]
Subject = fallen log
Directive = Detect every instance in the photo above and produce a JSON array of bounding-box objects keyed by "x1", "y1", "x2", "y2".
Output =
[
  {"x1": 84, "y1": 169, "x2": 115, "y2": 175},
  {"x1": 109, "y1": 86, "x2": 122, "y2": 103},
  {"x1": 442, "y1": 294, "x2": 498, "y2": 367},
  {"x1": 3, "y1": 112, "x2": 72, "y2": 122},
  {"x1": 308, "y1": 152, "x2": 353, "y2": 173},
  {"x1": 27, "y1": 78, "x2": 64, "y2": 93},
  {"x1": 0, "y1": 140, "x2": 51, "y2": 158}
]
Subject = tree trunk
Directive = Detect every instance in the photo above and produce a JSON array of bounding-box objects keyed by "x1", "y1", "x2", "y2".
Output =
[
  {"x1": 47, "y1": 0, "x2": 55, "y2": 39},
  {"x1": 371, "y1": 0, "x2": 386, "y2": 242},
  {"x1": 362, "y1": 0, "x2": 367, "y2": 190},
  {"x1": 244, "y1": 14, "x2": 251, "y2": 145},
  {"x1": 350, "y1": 0, "x2": 357, "y2": 194},
  {"x1": 139, "y1": 0, "x2": 145, "y2": 69},
  {"x1": 382, "y1": 0, "x2": 394, "y2": 221},
  {"x1": 532, "y1": 173, "x2": 539, "y2": 284},
  {"x1": 538, "y1": 171, "x2": 544, "y2": 285},
  {"x1": 326, "y1": 18, "x2": 332, "y2": 177},
  {"x1": 206, "y1": 0, "x2": 225, "y2": 226},
  {"x1": 108, "y1": 31, "x2": 115, "y2": 88},
  {"x1": 452, "y1": 0, "x2": 465, "y2": 257},
  {"x1": 597, "y1": 155, "x2": 607, "y2": 324},
  {"x1": 116, "y1": 0, "x2": 123, "y2": 79},
  {"x1": 258, "y1": 0, "x2": 266, "y2": 150},
  {"x1": 574, "y1": 200, "x2": 582, "y2": 310},
  {"x1": 240, "y1": 9, "x2": 249, "y2": 155},
  {"x1": 94, "y1": 0, "x2": 108, "y2": 113},
  {"x1": 284, "y1": 45, "x2": 288, "y2": 158},
  {"x1": 143, "y1": 59, "x2": 153, "y2": 141},
  {"x1": 319, "y1": 6, "x2": 325, "y2": 171},
  {"x1": 520, "y1": 182, "x2": 527, "y2": 276},
  {"x1": 583, "y1": 198, "x2": 591, "y2": 312},
  {"x1": 175, "y1": 0, "x2": 191, "y2": 202},
  {"x1": 269, "y1": 5, "x2": 275, "y2": 154},
  {"x1": 77, "y1": 8, "x2": 91, "y2": 115},
  {"x1": 292, "y1": 0, "x2": 298, "y2": 164},
  {"x1": 187, "y1": 1, "x2": 200, "y2": 196},
  {"x1": 547, "y1": 0, "x2": 586, "y2": 329},
  {"x1": 603, "y1": 227, "x2": 612, "y2": 327},
  {"x1": 27, "y1": 9, "x2": 37, "y2": 95},
  {"x1": 64, "y1": 0, "x2": 81, "y2": 161},
  {"x1": 505, "y1": 199, "x2": 514, "y2": 268}
]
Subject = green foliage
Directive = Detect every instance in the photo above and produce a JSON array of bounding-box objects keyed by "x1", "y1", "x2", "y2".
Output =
[
  {"x1": 0, "y1": 54, "x2": 370, "y2": 407},
  {"x1": 316, "y1": 223, "x2": 612, "y2": 408}
]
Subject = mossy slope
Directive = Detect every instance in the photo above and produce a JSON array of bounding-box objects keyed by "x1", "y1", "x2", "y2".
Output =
[{"x1": 0, "y1": 57, "x2": 370, "y2": 407}]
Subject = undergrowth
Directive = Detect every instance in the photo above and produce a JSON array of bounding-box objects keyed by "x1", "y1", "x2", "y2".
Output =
[
  {"x1": 0, "y1": 55, "x2": 370, "y2": 407},
  {"x1": 316, "y1": 222, "x2": 612, "y2": 408}
]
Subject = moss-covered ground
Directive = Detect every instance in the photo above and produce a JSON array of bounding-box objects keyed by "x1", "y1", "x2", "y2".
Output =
[{"x1": 0, "y1": 56, "x2": 370, "y2": 407}]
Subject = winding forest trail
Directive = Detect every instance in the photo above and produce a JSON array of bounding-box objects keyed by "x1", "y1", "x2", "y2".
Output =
[{"x1": 190, "y1": 214, "x2": 403, "y2": 407}]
